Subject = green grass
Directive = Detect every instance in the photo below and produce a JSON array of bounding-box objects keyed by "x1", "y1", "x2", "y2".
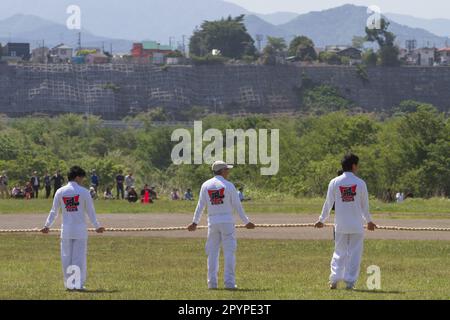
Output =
[
  {"x1": 0, "y1": 235, "x2": 448, "y2": 300},
  {"x1": 0, "y1": 197, "x2": 449, "y2": 219}
]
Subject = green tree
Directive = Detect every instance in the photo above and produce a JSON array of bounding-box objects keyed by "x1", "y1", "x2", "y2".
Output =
[
  {"x1": 352, "y1": 36, "x2": 366, "y2": 49},
  {"x1": 288, "y1": 36, "x2": 317, "y2": 61},
  {"x1": 318, "y1": 51, "x2": 341, "y2": 65},
  {"x1": 261, "y1": 37, "x2": 287, "y2": 65},
  {"x1": 365, "y1": 19, "x2": 400, "y2": 66},
  {"x1": 302, "y1": 85, "x2": 352, "y2": 114},
  {"x1": 189, "y1": 15, "x2": 257, "y2": 59},
  {"x1": 362, "y1": 49, "x2": 378, "y2": 66}
]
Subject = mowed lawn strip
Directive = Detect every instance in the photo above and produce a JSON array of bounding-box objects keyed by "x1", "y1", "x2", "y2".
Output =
[
  {"x1": 0, "y1": 235, "x2": 449, "y2": 300},
  {"x1": 0, "y1": 198, "x2": 449, "y2": 219}
]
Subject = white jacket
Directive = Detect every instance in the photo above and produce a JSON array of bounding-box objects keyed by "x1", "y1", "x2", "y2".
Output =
[
  {"x1": 319, "y1": 172, "x2": 372, "y2": 234},
  {"x1": 193, "y1": 176, "x2": 250, "y2": 226},
  {"x1": 45, "y1": 181, "x2": 101, "y2": 239}
]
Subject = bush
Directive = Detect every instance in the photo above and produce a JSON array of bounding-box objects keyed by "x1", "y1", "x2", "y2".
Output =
[{"x1": 190, "y1": 54, "x2": 228, "y2": 65}]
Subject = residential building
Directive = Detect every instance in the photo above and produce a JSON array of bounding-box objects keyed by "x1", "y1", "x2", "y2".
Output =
[
  {"x1": 50, "y1": 44, "x2": 74, "y2": 63},
  {"x1": 325, "y1": 45, "x2": 351, "y2": 53},
  {"x1": 3, "y1": 43, "x2": 30, "y2": 60},
  {"x1": 31, "y1": 47, "x2": 50, "y2": 63},
  {"x1": 336, "y1": 47, "x2": 362, "y2": 64},
  {"x1": 85, "y1": 52, "x2": 109, "y2": 64},
  {"x1": 415, "y1": 47, "x2": 436, "y2": 66},
  {"x1": 131, "y1": 41, "x2": 174, "y2": 64},
  {"x1": 437, "y1": 48, "x2": 450, "y2": 65}
]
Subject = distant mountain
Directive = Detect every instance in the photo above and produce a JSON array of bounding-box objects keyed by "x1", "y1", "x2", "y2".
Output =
[
  {"x1": 255, "y1": 12, "x2": 299, "y2": 25},
  {"x1": 278, "y1": 4, "x2": 450, "y2": 48},
  {"x1": 386, "y1": 13, "x2": 450, "y2": 38},
  {"x1": 1, "y1": 2, "x2": 449, "y2": 53},
  {"x1": 244, "y1": 15, "x2": 292, "y2": 47},
  {"x1": 0, "y1": 14, "x2": 134, "y2": 52},
  {"x1": 0, "y1": 0, "x2": 249, "y2": 43}
]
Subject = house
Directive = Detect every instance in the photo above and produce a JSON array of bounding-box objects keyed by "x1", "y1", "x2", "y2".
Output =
[
  {"x1": 85, "y1": 52, "x2": 109, "y2": 64},
  {"x1": 437, "y1": 48, "x2": 450, "y2": 65},
  {"x1": 336, "y1": 47, "x2": 362, "y2": 64},
  {"x1": 325, "y1": 45, "x2": 351, "y2": 53},
  {"x1": 31, "y1": 47, "x2": 50, "y2": 63},
  {"x1": 322, "y1": 45, "x2": 362, "y2": 65},
  {"x1": 131, "y1": 41, "x2": 174, "y2": 64},
  {"x1": 3, "y1": 43, "x2": 30, "y2": 60},
  {"x1": 50, "y1": 44, "x2": 73, "y2": 63},
  {"x1": 414, "y1": 47, "x2": 436, "y2": 66}
]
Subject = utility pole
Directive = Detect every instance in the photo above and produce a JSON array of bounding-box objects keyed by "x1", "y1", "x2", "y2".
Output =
[
  {"x1": 77, "y1": 32, "x2": 82, "y2": 51},
  {"x1": 182, "y1": 35, "x2": 186, "y2": 55}
]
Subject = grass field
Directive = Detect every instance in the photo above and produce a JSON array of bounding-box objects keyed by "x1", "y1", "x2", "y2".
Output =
[
  {"x1": 0, "y1": 197, "x2": 449, "y2": 219},
  {"x1": 0, "y1": 235, "x2": 449, "y2": 300}
]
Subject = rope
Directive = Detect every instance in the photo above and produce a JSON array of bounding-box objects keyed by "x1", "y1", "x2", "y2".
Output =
[{"x1": 0, "y1": 223, "x2": 449, "y2": 234}]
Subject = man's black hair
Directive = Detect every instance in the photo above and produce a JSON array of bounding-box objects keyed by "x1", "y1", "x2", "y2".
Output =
[
  {"x1": 341, "y1": 153, "x2": 359, "y2": 172},
  {"x1": 68, "y1": 166, "x2": 86, "y2": 181}
]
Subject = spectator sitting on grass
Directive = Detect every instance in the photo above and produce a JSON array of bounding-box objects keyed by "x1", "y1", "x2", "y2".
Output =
[
  {"x1": 127, "y1": 186, "x2": 138, "y2": 203},
  {"x1": 24, "y1": 182, "x2": 33, "y2": 200},
  {"x1": 11, "y1": 185, "x2": 24, "y2": 199},
  {"x1": 89, "y1": 187, "x2": 98, "y2": 200},
  {"x1": 171, "y1": 188, "x2": 180, "y2": 200},
  {"x1": 140, "y1": 184, "x2": 153, "y2": 204},
  {"x1": 149, "y1": 186, "x2": 158, "y2": 200},
  {"x1": 103, "y1": 186, "x2": 114, "y2": 200},
  {"x1": 183, "y1": 188, "x2": 194, "y2": 201}
]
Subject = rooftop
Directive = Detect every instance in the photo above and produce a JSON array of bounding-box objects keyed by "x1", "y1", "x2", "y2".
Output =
[{"x1": 142, "y1": 41, "x2": 172, "y2": 51}]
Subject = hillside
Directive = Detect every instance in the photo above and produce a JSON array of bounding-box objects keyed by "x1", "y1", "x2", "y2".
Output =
[
  {"x1": 0, "y1": 14, "x2": 133, "y2": 52},
  {"x1": 279, "y1": 4, "x2": 450, "y2": 48}
]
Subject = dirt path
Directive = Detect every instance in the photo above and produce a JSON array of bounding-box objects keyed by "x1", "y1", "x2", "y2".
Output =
[{"x1": 1, "y1": 213, "x2": 450, "y2": 240}]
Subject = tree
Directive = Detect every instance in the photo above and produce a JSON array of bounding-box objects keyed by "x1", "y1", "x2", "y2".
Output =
[
  {"x1": 352, "y1": 36, "x2": 366, "y2": 49},
  {"x1": 288, "y1": 36, "x2": 317, "y2": 61},
  {"x1": 362, "y1": 49, "x2": 377, "y2": 66},
  {"x1": 365, "y1": 18, "x2": 400, "y2": 66},
  {"x1": 261, "y1": 37, "x2": 287, "y2": 65},
  {"x1": 319, "y1": 51, "x2": 341, "y2": 65},
  {"x1": 302, "y1": 85, "x2": 352, "y2": 114},
  {"x1": 266, "y1": 37, "x2": 287, "y2": 52},
  {"x1": 189, "y1": 15, "x2": 257, "y2": 60}
]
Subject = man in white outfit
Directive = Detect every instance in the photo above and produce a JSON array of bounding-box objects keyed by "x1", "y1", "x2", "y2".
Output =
[
  {"x1": 41, "y1": 166, "x2": 105, "y2": 291},
  {"x1": 188, "y1": 161, "x2": 255, "y2": 290},
  {"x1": 315, "y1": 154, "x2": 377, "y2": 290}
]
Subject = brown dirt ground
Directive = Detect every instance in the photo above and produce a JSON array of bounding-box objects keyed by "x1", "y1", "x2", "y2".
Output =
[{"x1": 1, "y1": 214, "x2": 450, "y2": 240}]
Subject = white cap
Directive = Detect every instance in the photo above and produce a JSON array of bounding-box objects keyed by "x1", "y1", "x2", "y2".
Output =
[{"x1": 212, "y1": 161, "x2": 233, "y2": 172}]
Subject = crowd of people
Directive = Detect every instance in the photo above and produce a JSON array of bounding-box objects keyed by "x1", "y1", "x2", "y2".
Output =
[
  {"x1": 0, "y1": 170, "x2": 64, "y2": 200},
  {"x1": 0, "y1": 170, "x2": 215, "y2": 203}
]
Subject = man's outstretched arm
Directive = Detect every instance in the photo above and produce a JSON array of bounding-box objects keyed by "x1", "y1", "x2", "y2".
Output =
[
  {"x1": 41, "y1": 193, "x2": 61, "y2": 233},
  {"x1": 316, "y1": 180, "x2": 335, "y2": 228}
]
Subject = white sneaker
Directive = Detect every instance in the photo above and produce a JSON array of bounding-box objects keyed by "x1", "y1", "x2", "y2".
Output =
[{"x1": 329, "y1": 282, "x2": 338, "y2": 290}]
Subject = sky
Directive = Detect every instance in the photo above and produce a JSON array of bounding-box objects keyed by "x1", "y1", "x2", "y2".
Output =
[{"x1": 226, "y1": 0, "x2": 450, "y2": 19}]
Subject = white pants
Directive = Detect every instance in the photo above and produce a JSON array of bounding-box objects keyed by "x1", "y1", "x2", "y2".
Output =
[
  {"x1": 205, "y1": 223, "x2": 237, "y2": 289},
  {"x1": 330, "y1": 233, "x2": 364, "y2": 284},
  {"x1": 61, "y1": 239, "x2": 87, "y2": 289}
]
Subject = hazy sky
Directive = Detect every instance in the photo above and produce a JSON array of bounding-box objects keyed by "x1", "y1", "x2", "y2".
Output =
[{"x1": 227, "y1": 0, "x2": 450, "y2": 19}]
